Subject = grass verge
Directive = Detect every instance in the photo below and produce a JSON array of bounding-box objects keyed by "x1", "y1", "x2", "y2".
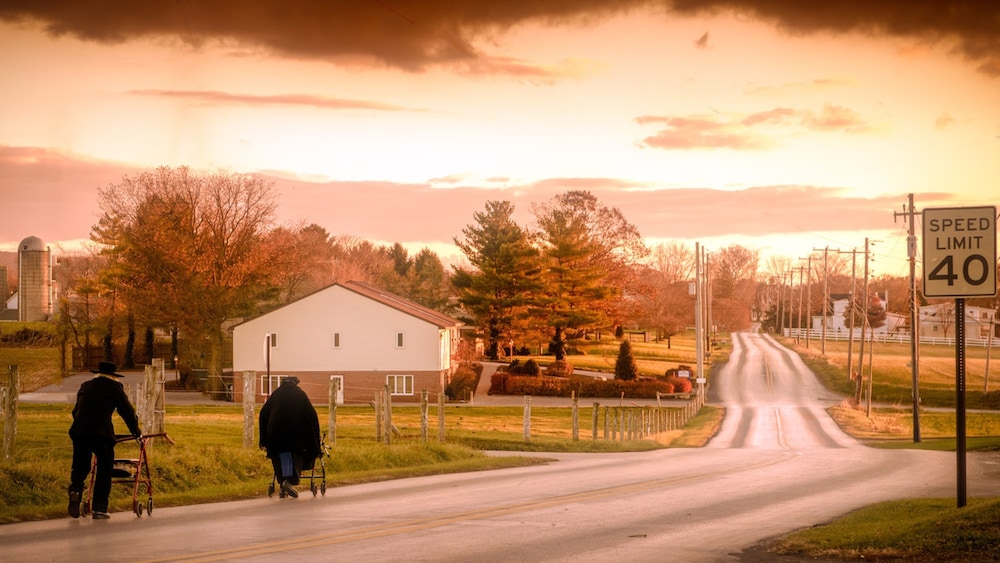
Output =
[{"x1": 0, "y1": 402, "x2": 721, "y2": 524}]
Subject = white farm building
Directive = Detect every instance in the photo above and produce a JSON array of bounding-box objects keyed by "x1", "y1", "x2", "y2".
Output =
[{"x1": 232, "y1": 281, "x2": 463, "y2": 404}]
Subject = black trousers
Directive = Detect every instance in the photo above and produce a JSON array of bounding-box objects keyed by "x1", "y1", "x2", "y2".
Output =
[{"x1": 70, "y1": 435, "x2": 116, "y2": 513}]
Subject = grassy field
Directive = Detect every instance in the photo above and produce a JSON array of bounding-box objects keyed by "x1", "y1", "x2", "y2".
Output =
[
  {"x1": 785, "y1": 336, "x2": 1000, "y2": 408},
  {"x1": 4, "y1": 328, "x2": 1000, "y2": 560},
  {"x1": 0, "y1": 402, "x2": 723, "y2": 524}
]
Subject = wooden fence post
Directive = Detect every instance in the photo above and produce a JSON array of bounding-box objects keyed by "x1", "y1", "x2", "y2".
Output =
[
  {"x1": 420, "y1": 390, "x2": 429, "y2": 442},
  {"x1": 4, "y1": 365, "x2": 18, "y2": 461},
  {"x1": 437, "y1": 392, "x2": 446, "y2": 442},
  {"x1": 243, "y1": 371, "x2": 256, "y2": 449},
  {"x1": 571, "y1": 391, "x2": 579, "y2": 442},
  {"x1": 592, "y1": 402, "x2": 600, "y2": 441},
  {"x1": 327, "y1": 376, "x2": 338, "y2": 446},
  {"x1": 384, "y1": 384, "x2": 393, "y2": 445},
  {"x1": 375, "y1": 390, "x2": 383, "y2": 443},
  {"x1": 523, "y1": 395, "x2": 532, "y2": 443}
]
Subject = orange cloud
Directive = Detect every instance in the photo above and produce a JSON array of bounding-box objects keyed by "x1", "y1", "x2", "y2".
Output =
[
  {"x1": 128, "y1": 90, "x2": 419, "y2": 112},
  {"x1": 638, "y1": 104, "x2": 873, "y2": 150},
  {"x1": 4, "y1": 145, "x2": 960, "y2": 253}
]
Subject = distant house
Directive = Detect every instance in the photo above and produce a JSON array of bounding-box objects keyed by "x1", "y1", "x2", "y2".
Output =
[
  {"x1": 231, "y1": 281, "x2": 463, "y2": 404},
  {"x1": 812, "y1": 292, "x2": 905, "y2": 336},
  {"x1": 919, "y1": 302, "x2": 997, "y2": 340}
]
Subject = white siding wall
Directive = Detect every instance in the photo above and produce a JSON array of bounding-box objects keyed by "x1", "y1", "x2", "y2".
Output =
[{"x1": 234, "y1": 285, "x2": 446, "y2": 372}]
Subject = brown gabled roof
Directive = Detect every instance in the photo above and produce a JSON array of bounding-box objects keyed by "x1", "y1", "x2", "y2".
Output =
[{"x1": 340, "y1": 280, "x2": 461, "y2": 329}]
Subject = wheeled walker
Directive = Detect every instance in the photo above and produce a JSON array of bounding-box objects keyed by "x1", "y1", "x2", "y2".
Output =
[
  {"x1": 82, "y1": 432, "x2": 173, "y2": 517},
  {"x1": 268, "y1": 436, "x2": 330, "y2": 498}
]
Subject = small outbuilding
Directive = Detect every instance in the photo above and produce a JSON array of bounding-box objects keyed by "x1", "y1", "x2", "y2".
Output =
[{"x1": 232, "y1": 280, "x2": 463, "y2": 404}]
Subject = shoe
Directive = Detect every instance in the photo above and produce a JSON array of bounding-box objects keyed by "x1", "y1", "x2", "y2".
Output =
[
  {"x1": 68, "y1": 491, "x2": 81, "y2": 518},
  {"x1": 92, "y1": 512, "x2": 110, "y2": 520},
  {"x1": 280, "y1": 480, "x2": 298, "y2": 498}
]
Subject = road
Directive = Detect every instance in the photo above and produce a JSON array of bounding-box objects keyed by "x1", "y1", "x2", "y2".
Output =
[{"x1": 4, "y1": 331, "x2": 999, "y2": 562}]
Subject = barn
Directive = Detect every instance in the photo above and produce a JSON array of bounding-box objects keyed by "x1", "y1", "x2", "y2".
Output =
[{"x1": 232, "y1": 281, "x2": 463, "y2": 404}]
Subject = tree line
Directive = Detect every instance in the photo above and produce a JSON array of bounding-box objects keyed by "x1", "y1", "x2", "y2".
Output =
[{"x1": 29, "y1": 166, "x2": 964, "y2": 386}]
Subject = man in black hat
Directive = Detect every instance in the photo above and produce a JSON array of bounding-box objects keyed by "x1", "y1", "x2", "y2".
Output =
[
  {"x1": 67, "y1": 361, "x2": 142, "y2": 520},
  {"x1": 259, "y1": 376, "x2": 321, "y2": 498}
]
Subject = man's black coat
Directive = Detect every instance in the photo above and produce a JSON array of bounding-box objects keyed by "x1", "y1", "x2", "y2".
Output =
[{"x1": 259, "y1": 379, "x2": 321, "y2": 464}]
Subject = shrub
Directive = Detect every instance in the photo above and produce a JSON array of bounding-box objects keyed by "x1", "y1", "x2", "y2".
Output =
[
  {"x1": 983, "y1": 390, "x2": 1000, "y2": 409},
  {"x1": 507, "y1": 359, "x2": 541, "y2": 376},
  {"x1": 614, "y1": 340, "x2": 638, "y2": 381},
  {"x1": 446, "y1": 362, "x2": 482, "y2": 400},
  {"x1": 546, "y1": 360, "x2": 574, "y2": 377},
  {"x1": 666, "y1": 376, "x2": 693, "y2": 394},
  {"x1": 489, "y1": 372, "x2": 508, "y2": 395}
]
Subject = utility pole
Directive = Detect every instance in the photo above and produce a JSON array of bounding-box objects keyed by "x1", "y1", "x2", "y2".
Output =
[
  {"x1": 786, "y1": 270, "x2": 795, "y2": 338},
  {"x1": 839, "y1": 248, "x2": 859, "y2": 381},
  {"x1": 856, "y1": 238, "x2": 871, "y2": 408},
  {"x1": 796, "y1": 266, "x2": 805, "y2": 342},
  {"x1": 799, "y1": 255, "x2": 814, "y2": 348},
  {"x1": 813, "y1": 246, "x2": 836, "y2": 356},
  {"x1": 695, "y1": 243, "x2": 705, "y2": 399},
  {"x1": 894, "y1": 193, "x2": 922, "y2": 442}
]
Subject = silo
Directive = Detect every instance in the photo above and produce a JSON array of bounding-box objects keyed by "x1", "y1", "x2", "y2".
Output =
[
  {"x1": 0, "y1": 263, "x2": 7, "y2": 311},
  {"x1": 18, "y1": 235, "x2": 52, "y2": 322}
]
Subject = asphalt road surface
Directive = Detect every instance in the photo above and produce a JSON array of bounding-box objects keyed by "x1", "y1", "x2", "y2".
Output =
[{"x1": 5, "y1": 331, "x2": 999, "y2": 562}]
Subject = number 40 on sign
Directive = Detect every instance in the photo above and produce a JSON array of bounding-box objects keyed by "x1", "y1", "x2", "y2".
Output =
[{"x1": 922, "y1": 206, "x2": 997, "y2": 298}]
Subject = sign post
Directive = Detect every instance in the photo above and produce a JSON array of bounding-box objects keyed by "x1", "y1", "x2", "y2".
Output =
[{"x1": 923, "y1": 205, "x2": 997, "y2": 508}]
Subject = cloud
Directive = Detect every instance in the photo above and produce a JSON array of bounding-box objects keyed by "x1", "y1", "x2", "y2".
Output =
[
  {"x1": 128, "y1": 90, "x2": 420, "y2": 112},
  {"x1": 636, "y1": 104, "x2": 874, "y2": 150},
  {"x1": 637, "y1": 114, "x2": 774, "y2": 150},
  {"x1": 671, "y1": 0, "x2": 1000, "y2": 77},
  {"x1": 742, "y1": 104, "x2": 870, "y2": 133},
  {"x1": 2, "y1": 1, "x2": 997, "y2": 75},
  {"x1": 0, "y1": 146, "x2": 962, "y2": 257},
  {"x1": 0, "y1": 146, "x2": 144, "y2": 250},
  {"x1": 933, "y1": 113, "x2": 957, "y2": 130}
]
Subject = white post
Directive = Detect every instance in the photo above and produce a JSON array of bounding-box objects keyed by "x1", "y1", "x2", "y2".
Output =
[{"x1": 243, "y1": 371, "x2": 256, "y2": 449}]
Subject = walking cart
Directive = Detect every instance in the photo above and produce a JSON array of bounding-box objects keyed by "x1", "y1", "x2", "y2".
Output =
[
  {"x1": 268, "y1": 435, "x2": 330, "y2": 498},
  {"x1": 82, "y1": 432, "x2": 173, "y2": 518}
]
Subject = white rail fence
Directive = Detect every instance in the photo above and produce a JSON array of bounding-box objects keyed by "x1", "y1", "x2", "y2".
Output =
[{"x1": 783, "y1": 328, "x2": 1000, "y2": 348}]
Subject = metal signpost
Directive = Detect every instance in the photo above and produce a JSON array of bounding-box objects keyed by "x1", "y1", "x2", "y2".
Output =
[{"x1": 922, "y1": 206, "x2": 997, "y2": 508}]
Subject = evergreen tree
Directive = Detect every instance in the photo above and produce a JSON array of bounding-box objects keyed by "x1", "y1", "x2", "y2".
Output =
[
  {"x1": 453, "y1": 200, "x2": 542, "y2": 361},
  {"x1": 614, "y1": 338, "x2": 638, "y2": 381}
]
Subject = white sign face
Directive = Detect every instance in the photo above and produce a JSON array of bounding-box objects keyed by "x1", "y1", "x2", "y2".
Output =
[{"x1": 922, "y1": 206, "x2": 997, "y2": 298}]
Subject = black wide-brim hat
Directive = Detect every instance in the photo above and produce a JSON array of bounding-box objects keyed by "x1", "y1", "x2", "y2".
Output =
[{"x1": 91, "y1": 361, "x2": 125, "y2": 378}]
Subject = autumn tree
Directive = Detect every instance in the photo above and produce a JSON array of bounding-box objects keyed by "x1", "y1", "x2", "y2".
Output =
[
  {"x1": 532, "y1": 191, "x2": 646, "y2": 360},
  {"x1": 634, "y1": 242, "x2": 695, "y2": 347},
  {"x1": 710, "y1": 244, "x2": 759, "y2": 331},
  {"x1": 92, "y1": 166, "x2": 290, "y2": 391},
  {"x1": 453, "y1": 200, "x2": 542, "y2": 361}
]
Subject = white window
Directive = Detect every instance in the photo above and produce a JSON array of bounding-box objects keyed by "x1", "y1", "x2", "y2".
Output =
[
  {"x1": 332, "y1": 332, "x2": 341, "y2": 349},
  {"x1": 260, "y1": 374, "x2": 289, "y2": 396},
  {"x1": 387, "y1": 374, "x2": 413, "y2": 396},
  {"x1": 395, "y1": 331, "x2": 405, "y2": 348}
]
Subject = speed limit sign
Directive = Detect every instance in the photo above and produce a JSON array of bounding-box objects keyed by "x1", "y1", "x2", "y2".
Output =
[{"x1": 922, "y1": 206, "x2": 997, "y2": 298}]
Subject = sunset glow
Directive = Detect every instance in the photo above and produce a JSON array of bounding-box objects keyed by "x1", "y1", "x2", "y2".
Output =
[{"x1": 2, "y1": 1, "x2": 998, "y2": 276}]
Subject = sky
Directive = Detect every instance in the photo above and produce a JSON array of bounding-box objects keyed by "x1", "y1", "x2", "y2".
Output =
[{"x1": 1, "y1": 0, "x2": 998, "y2": 280}]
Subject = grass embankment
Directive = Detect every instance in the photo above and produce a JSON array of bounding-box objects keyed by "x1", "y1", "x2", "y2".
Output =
[{"x1": 0, "y1": 403, "x2": 724, "y2": 524}]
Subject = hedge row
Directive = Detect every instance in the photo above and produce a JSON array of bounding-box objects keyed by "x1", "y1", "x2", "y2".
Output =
[{"x1": 489, "y1": 373, "x2": 683, "y2": 399}]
